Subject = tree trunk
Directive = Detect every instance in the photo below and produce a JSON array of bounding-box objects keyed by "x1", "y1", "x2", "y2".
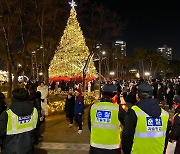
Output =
[
  {"x1": 142, "y1": 60, "x2": 144, "y2": 79},
  {"x1": 7, "y1": 62, "x2": 12, "y2": 98},
  {"x1": 44, "y1": 64, "x2": 49, "y2": 85},
  {"x1": 13, "y1": 71, "x2": 18, "y2": 90},
  {"x1": 82, "y1": 73, "x2": 86, "y2": 93}
]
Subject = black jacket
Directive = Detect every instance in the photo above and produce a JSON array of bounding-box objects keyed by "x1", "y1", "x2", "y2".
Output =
[
  {"x1": 122, "y1": 98, "x2": 169, "y2": 154},
  {"x1": 0, "y1": 101, "x2": 7, "y2": 115},
  {"x1": 169, "y1": 105, "x2": 180, "y2": 154},
  {"x1": 0, "y1": 98, "x2": 36, "y2": 154},
  {"x1": 157, "y1": 87, "x2": 165, "y2": 102},
  {"x1": 65, "y1": 95, "x2": 75, "y2": 118}
]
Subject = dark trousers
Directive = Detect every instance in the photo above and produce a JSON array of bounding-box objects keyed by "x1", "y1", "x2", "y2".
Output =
[
  {"x1": 69, "y1": 117, "x2": 73, "y2": 124},
  {"x1": 89, "y1": 146, "x2": 121, "y2": 154},
  {"x1": 75, "y1": 114, "x2": 82, "y2": 130}
]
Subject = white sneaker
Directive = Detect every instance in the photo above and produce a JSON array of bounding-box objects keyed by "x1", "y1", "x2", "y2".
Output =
[
  {"x1": 69, "y1": 124, "x2": 73, "y2": 128},
  {"x1": 78, "y1": 130, "x2": 82, "y2": 134}
]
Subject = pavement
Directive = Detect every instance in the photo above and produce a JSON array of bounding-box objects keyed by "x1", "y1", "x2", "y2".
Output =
[
  {"x1": 35, "y1": 107, "x2": 90, "y2": 154},
  {"x1": 34, "y1": 104, "x2": 174, "y2": 154}
]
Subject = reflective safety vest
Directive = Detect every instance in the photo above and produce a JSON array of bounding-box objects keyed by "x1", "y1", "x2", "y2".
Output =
[
  {"x1": 6, "y1": 108, "x2": 38, "y2": 135},
  {"x1": 90, "y1": 102, "x2": 121, "y2": 149},
  {"x1": 131, "y1": 105, "x2": 169, "y2": 154}
]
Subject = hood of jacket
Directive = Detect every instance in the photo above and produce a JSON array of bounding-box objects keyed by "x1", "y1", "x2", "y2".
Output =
[
  {"x1": 175, "y1": 105, "x2": 180, "y2": 114},
  {"x1": 10, "y1": 98, "x2": 34, "y2": 116},
  {"x1": 137, "y1": 98, "x2": 161, "y2": 118}
]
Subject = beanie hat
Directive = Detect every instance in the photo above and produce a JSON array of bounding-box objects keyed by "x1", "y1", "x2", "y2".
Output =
[
  {"x1": 137, "y1": 83, "x2": 153, "y2": 95},
  {"x1": 174, "y1": 95, "x2": 180, "y2": 104},
  {"x1": 102, "y1": 84, "x2": 117, "y2": 97},
  {"x1": 75, "y1": 89, "x2": 82, "y2": 94},
  {"x1": 75, "y1": 89, "x2": 82, "y2": 102}
]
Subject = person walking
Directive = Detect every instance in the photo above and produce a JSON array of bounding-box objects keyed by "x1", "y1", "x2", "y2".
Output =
[
  {"x1": 166, "y1": 85, "x2": 175, "y2": 110},
  {"x1": 0, "y1": 88, "x2": 38, "y2": 154},
  {"x1": 122, "y1": 83, "x2": 169, "y2": 154},
  {"x1": 37, "y1": 81, "x2": 49, "y2": 120},
  {"x1": 88, "y1": 84, "x2": 122, "y2": 154},
  {"x1": 33, "y1": 91, "x2": 42, "y2": 144},
  {"x1": 157, "y1": 82, "x2": 166, "y2": 109},
  {"x1": 169, "y1": 95, "x2": 180, "y2": 154},
  {"x1": 65, "y1": 92, "x2": 75, "y2": 127},
  {"x1": 74, "y1": 89, "x2": 84, "y2": 134}
]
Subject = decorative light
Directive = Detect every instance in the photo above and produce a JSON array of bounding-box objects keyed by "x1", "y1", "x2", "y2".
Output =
[{"x1": 69, "y1": 0, "x2": 77, "y2": 9}]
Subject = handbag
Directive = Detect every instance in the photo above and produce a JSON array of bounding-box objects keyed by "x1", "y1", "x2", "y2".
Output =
[{"x1": 166, "y1": 141, "x2": 176, "y2": 154}]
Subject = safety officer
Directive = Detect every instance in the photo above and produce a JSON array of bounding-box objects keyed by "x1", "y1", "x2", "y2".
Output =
[
  {"x1": 122, "y1": 82, "x2": 169, "y2": 154},
  {"x1": 169, "y1": 95, "x2": 180, "y2": 154},
  {"x1": 0, "y1": 88, "x2": 38, "y2": 154},
  {"x1": 88, "y1": 83, "x2": 122, "y2": 154}
]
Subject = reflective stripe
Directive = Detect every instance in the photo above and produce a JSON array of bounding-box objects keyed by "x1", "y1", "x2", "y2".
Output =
[
  {"x1": 135, "y1": 132, "x2": 166, "y2": 138},
  {"x1": 161, "y1": 110, "x2": 169, "y2": 116},
  {"x1": 7, "y1": 108, "x2": 37, "y2": 135},
  {"x1": 91, "y1": 105, "x2": 119, "y2": 111},
  {"x1": 135, "y1": 111, "x2": 148, "y2": 116},
  {"x1": 91, "y1": 123, "x2": 120, "y2": 130},
  {"x1": 135, "y1": 109, "x2": 168, "y2": 117},
  {"x1": 7, "y1": 127, "x2": 36, "y2": 135},
  {"x1": 91, "y1": 142, "x2": 120, "y2": 149}
]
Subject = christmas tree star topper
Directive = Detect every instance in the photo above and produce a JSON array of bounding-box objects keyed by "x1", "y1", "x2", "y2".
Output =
[{"x1": 69, "y1": 0, "x2": 77, "y2": 9}]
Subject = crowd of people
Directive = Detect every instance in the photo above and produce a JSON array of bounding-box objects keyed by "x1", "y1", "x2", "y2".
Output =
[{"x1": 0, "y1": 78, "x2": 180, "y2": 153}]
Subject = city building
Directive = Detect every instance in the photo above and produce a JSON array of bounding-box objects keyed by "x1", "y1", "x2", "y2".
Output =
[
  {"x1": 114, "y1": 40, "x2": 126, "y2": 58},
  {"x1": 157, "y1": 45, "x2": 172, "y2": 60}
]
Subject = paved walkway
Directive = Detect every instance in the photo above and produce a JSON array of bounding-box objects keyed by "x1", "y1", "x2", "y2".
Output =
[{"x1": 35, "y1": 107, "x2": 90, "y2": 154}]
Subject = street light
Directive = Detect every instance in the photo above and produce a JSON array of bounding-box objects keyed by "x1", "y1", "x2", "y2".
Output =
[
  {"x1": 39, "y1": 72, "x2": 43, "y2": 76},
  {"x1": 102, "y1": 51, "x2": 106, "y2": 55},
  {"x1": 18, "y1": 64, "x2": 22, "y2": 67},
  {"x1": 110, "y1": 71, "x2": 115, "y2": 76},
  {"x1": 144, "y1": 72, "x2": 150, "y2": 80}
]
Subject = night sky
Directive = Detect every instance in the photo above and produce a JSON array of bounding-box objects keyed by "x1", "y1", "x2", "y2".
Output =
[{"x1": 102, "y1": 0, "x2": 180, "y2": 59}]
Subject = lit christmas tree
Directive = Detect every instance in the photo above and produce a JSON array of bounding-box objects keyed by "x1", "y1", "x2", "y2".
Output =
[{"x1": 49, "y1": 0, "x2": 97, "y2": 78}]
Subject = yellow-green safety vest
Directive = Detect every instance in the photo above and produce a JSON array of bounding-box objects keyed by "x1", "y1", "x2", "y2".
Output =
[
  {"x1": 131, "y1": 105, "x2": 169, "y2": 154},
  {"x1": 6, "y1": 108, "x2": 38, "y2": 135},
  {"x1": 90, "y1": 102, "x2": 121, "y2": 149}
]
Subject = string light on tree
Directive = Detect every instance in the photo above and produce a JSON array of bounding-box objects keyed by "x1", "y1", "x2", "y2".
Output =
[{"x1": 49, "y1": 0, "x2": 97, "y2": 78}]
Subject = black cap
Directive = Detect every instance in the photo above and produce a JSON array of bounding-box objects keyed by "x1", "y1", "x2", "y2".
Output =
[
  {"x1": 174, "y1": 95, "x2": 180, "y2": 104},
  {"x1": 102, "y1": 84, "x2": 117, "y2": 97},
  {"x1": 137, "y1": 83, "x2": 153, "y2": 95}
]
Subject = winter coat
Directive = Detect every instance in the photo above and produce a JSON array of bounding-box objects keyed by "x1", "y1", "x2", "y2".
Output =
[
  {"x1": 166, "y1": 90, "x2": 174, "y2": 105},
  {"x1": 37, "y1": 85, "x2": 48, "y2": 100},
  {"x1": 0, "y1": 101, "x2": 7, "y2": 115},
  {"x1": 157, "y1": 87, "x2": 165, "y2": 102},
  {"x1": 34, "y1": 97, "x2": 42, "y2": 124},
  {"x1": 74, "y1": 96, "x2": 84, "y2": 115},
  {"x1": 65, "y1": 95, "x2": 75, "y2": 117},
  {"x1": 0, "y1": 98, "x2": 36, "y2": 154},
  {"x1": 169, "y1": 106, "x2": 180, "y2": 154},
  {"x1": 122, "y1": 98, "x2": 170, "y2": 154}
]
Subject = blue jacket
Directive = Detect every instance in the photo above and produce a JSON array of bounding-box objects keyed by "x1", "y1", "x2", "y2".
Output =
[{"x1": 74, "y1": 96, "x2": 84, "y2": 115}]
